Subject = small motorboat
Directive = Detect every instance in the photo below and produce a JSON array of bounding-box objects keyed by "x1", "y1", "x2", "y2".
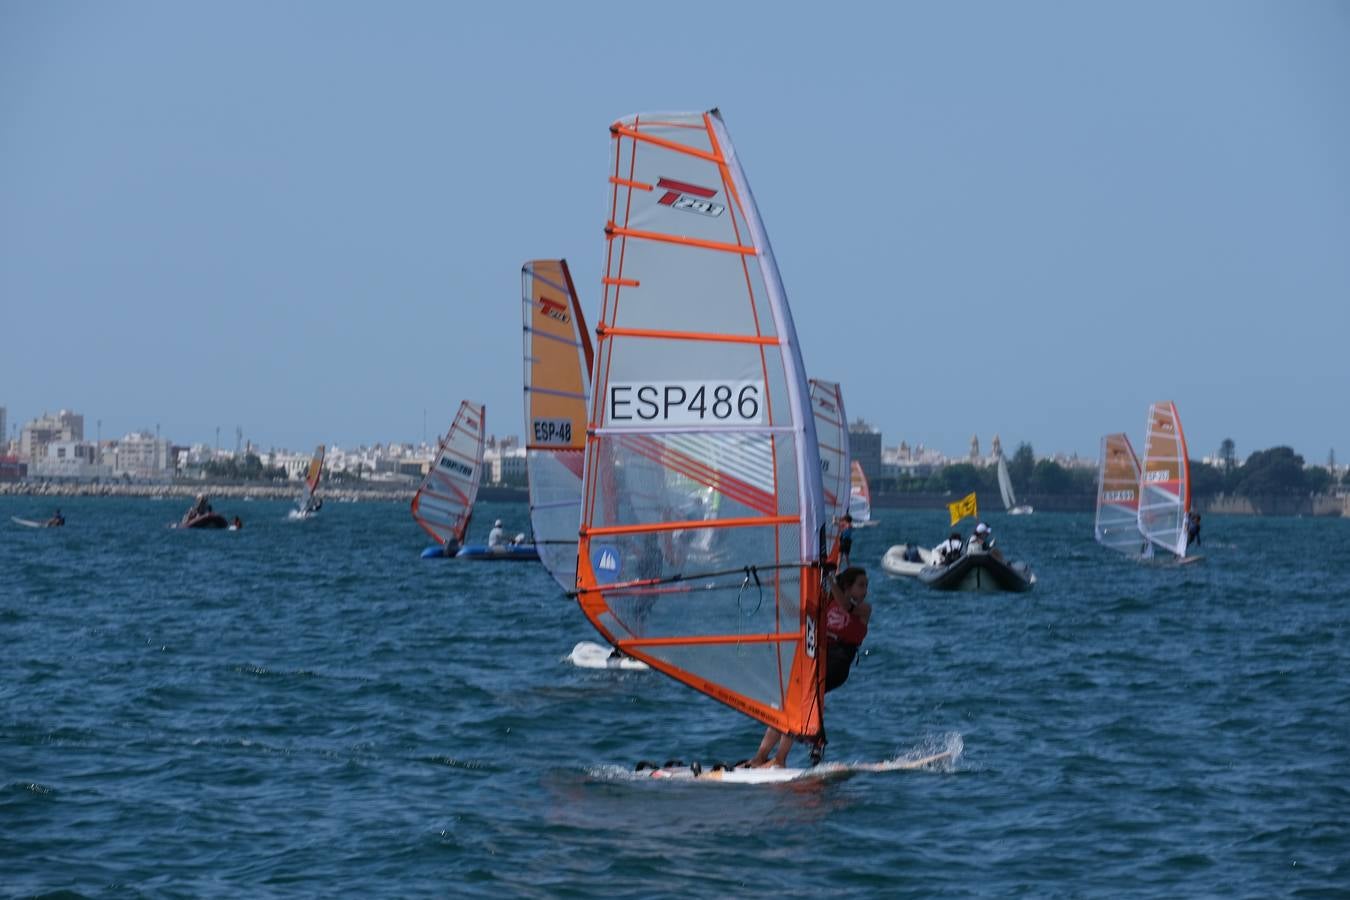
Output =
[
  {"x1": 455, "y1": 542, "x2": 541, "y2": 562},
  {"x1": 180, "y1": 512, "x2": 229, "y2": 529},
  {"x1": 917, "y1": 549, "x2": 1036, "y2": 593},
  {"x1": 178, "y1": 495, "x2": 228, "y2": 529},
  {"x1": 881, "y1": 543, "x2": 935, "y2": 578}
]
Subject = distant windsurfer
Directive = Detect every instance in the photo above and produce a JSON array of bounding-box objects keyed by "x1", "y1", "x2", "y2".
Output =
[
  {"x1": 1185, "y1": 511, "x2": 1201, "y2": 549},
  {"x1": 232, "y1": 516, "x2": 243, "y2": 530},
  {"x1": 836, "y1": 513, "x2": 854, "y2": 569},
  {"x1": 46, "y1": 509, "x2": 65, "y2": 527},
  {"x1": 747, "y1": 566, "x2": 872, "y2": 768}
]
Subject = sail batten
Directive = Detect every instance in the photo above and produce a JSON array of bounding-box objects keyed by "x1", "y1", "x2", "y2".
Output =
[
  {"x1": 578, "y1": 110, "x2": 824, "y2": 740},
  {"x1": 411, "y1": 401, "x2": 485, "y2": 547}
]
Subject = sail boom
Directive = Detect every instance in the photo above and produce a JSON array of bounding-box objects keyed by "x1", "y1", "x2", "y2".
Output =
[{"x1": 624, "y1": 632, "x2": 801, "y2": 648}]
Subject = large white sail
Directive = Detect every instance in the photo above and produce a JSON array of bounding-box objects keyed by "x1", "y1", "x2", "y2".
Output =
[
  {"x1": 411, "y1": 401, "x2": 485, "y2": 548},
  {"x1": 1138, "y1": 401, "x2": 1191, "y2": 557},
  {"x1": 576, "y1": 110, "x2": 826, "y2": 740},
  {"x1": 997, "y1": 455, "x2": 1016, "y2": 510},
  {"x1": 1095, "y1": 433, "x2": 1149, "y2": 557},
  {"x1": 523, "y1": 259, "x2": 592, "y2": 592},
  {"x1": 809, "y1": 379, "x2": 850, "y2": 524}
]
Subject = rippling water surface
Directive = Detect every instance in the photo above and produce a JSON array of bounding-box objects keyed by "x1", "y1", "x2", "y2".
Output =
[{"x1": 4, "y1": 497, "x2": 1348, "y2": 897}]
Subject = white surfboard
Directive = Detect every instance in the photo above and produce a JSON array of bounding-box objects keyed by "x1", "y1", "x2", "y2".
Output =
[
  {"x1": 12, "y1": 516, "x2": 46, "y2": 528},
  {"x1": 568, "y1": 641, "x2": 650, "y2": 671},
  {"x1": 637, "y1": 750, "x2": 956, "y2": 784}
]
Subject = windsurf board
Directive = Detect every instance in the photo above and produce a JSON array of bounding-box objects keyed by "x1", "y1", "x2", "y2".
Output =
[{"x1": 569, "y1": 641, "x2": 650, "y2": 671}]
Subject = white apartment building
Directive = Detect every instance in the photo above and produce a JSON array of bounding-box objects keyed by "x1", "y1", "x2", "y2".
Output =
[
  {"x1": 28, "y1": 440, "x2": 108, "y2": 480},
  {"x1": 20, "y1": 409, "x2": 84, "y2": 463},
  {"x1": 113, "y1": 431, "x2": 172, "y2": 480}
]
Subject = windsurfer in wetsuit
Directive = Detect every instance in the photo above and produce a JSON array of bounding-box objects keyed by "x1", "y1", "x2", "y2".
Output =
[
  {"x1": 46, "y1": 509, "x2": 65, "y2": 527},
  {"x1": 747, "y1": 566, "x2": 872, "y2": 768},
  {"x1": 1185, "y1": 511, "x2": 1201, "y2": 548},
  {"x1": 836, "y1": 513, "x2": 854, "y2": 569}
]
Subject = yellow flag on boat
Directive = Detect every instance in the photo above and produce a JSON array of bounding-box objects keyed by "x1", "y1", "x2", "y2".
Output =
[{"x1": 949, "y1": 492, "x2": 978, "y2": 526}]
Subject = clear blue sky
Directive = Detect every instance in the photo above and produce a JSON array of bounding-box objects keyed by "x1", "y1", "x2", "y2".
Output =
[{"x1": 3, "y1": 1, "x2": 1347, "y2": 464}]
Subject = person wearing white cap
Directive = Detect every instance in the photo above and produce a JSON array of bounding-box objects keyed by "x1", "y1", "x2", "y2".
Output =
[
  {"x1": 968, "y1": 522, "x2": 1002, "y2": 559},
  {"x1": 488, "y1": 518, "x2": 507, "y2": 549}
]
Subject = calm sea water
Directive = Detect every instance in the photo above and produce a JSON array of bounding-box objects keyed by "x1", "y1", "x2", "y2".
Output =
[{"x1": 3, "y1": 496, "x2": 1347, "y2": 898}]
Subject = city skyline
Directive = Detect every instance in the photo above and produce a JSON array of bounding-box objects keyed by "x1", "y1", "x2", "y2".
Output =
[
  {"x1": 3, "y1": 3, "x2": 1347, "y2": 462},
  {"x1": 3, "y1": 401, "x2": 1334, "y2": 474}
]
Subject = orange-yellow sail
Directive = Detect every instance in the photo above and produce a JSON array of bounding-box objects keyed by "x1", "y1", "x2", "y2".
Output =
[
  {"x1": 1139, "y1": 401, "x2": 1191, "y2": 557},
  {"x1": 848, "y1": 460, "x2": 872, "y2": 524},
  {"x1": 523, "y1": 259, "x2": 593, "y2": 592},
  {"x1": 296, "y1": 444, "x2": 325, "y2": 514},
  {"x1": 576, "y1": 110, "x2": 826, "y2": 741},
  {"x1": 1095, "y1": 433, "x2": 1147, "y2": 556}
]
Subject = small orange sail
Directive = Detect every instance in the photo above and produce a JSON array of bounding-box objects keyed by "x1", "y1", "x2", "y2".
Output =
[
  {"x1": 848, "y1": 461, "x2": 872, "y2": 525},
  {"x1": 296, "y1": 444, "x2": 324, "y2": 515}
]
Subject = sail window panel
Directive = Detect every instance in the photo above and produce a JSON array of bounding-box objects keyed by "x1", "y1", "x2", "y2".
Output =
[
  {"x1": 770, "y1": 432, "x2": 802, "y2": 520},
  {"x1": 586, "y1": 513, "x2": 788, "y2": 580},
  {"x1": 600, "y1": 566, "x2": 802, "y2": 637},
  {"x1": 588, "y1": 432, "x2": 785, "y2": 529},
  {"x1": 1097, "y1": 504, "x2": 1148, "y2": 557},
  {"x1": 642, "y1": 640, "x2": 794, "y2": 712},
  {"x1": 527, "y1": 451, "x2": 584, "y2": 591},
  {"x1": 603, "y1": 238, "x2": 775, "y2": 339}
]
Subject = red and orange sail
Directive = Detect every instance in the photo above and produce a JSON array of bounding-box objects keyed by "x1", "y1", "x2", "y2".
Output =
[
  {"x1": 411, "y1": 401, "x2": 485, "y2": 547},
  {"x1": 576, "y1": 110, "x2": 826, "y2": 741}
]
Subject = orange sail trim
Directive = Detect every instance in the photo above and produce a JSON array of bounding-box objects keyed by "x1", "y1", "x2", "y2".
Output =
[
  {"x1": 608, "y1": 176, "x2": 652, "y2": 191},
  {"x1": 605, "y1": 224, "x2": 757, "y2": 256},
  {"x1": 626, "y1": 632, "x2": 800, "y2": 648},
  {"x1": 610, "y1": 123, "x2": 722, "y2": 163},
  {"x1": 596, "y1": 325, "x2": 780, "y2": 346}
]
